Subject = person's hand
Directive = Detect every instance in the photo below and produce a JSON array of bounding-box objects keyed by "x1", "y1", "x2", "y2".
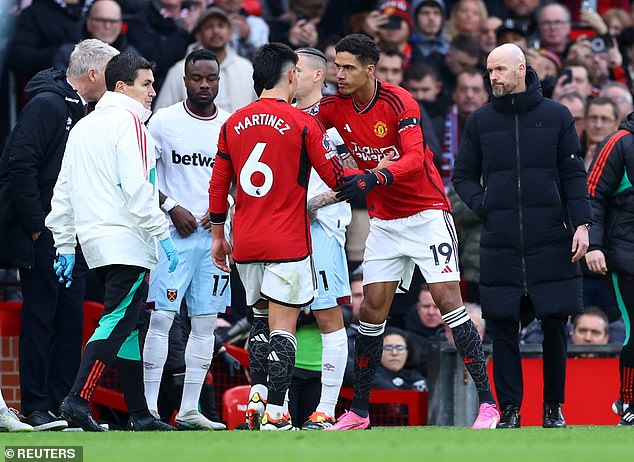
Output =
[
  {"x1": 580, "y1": 10, "x2": 608, "y2": 34},
  {"x1": 177, "y1": 0, "x2": 204, "y2": 33},
  {"x1": 551, "y1": 73, "x2": 577, "y2": 101},
  {"x1": 571, "y1": 225, "x2": 590, "y2": 262},
  {"x1": 159, "y1": 237, "x2": 179, "y2": 272},
  {"x1": 53, "y1": 254, "x2": 75, "y2": 288},
  {"x1": 200, "y1": 211, "x2": 212, "y2": 232},
  {"x1": 335, "y1": 171, "x2": 382, "y2": 201},
  {"x1": 289, "y1": 19, "x2": 318, "y2": 47},
  {"x1": 229, "y1": 12, "x2": 250, "y2": 40},
  {"x1": 607, "y1": 38, "x2": 623, "y2": 68},
  {"x1": 212, "y1": 237, "x2": 234, "y2": 272},
  {"x1": 31, "y1": 231, "x2": 41, "y2": 241},
  {"x1": 362, "y1": 10, "x2": 389, "y2": 37},
  {"x1": 169, "y1": 205, "x2": 198, "y2": 237},
  {"x1": 585, "y1": 249, "x2": 607, "y2": 275}
]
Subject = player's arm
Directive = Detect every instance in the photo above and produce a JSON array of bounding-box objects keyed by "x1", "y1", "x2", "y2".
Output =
[
  {"x1": 453, "y1": 114, "x2": 486, "y2": 218},
  {"x1": 208, "y1": 126, "x2": 235, "y2": 272},
  {"x1": 307, "y1": 190, "x2": 338, "y2": 221}
]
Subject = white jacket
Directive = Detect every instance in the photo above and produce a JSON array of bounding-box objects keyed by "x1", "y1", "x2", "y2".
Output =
[{"x1": 46, "y1": 91, "x2": 170, "y2": 270}]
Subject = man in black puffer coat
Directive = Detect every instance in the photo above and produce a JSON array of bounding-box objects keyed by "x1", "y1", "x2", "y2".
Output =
[{"x1": 453, "y1": 43, "x2": 592, "y2": 429}]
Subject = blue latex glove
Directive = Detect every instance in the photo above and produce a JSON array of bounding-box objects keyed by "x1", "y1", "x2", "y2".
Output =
[
  {"x1": 53, "y1": 254, "x2": 75, "y2": 288},
  {"x1": 159, "y1": 237, "x2": 179, "y2": 273}
]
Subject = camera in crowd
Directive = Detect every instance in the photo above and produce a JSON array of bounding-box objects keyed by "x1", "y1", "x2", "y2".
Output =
[{"x1": 590, "y1": 34, "x2": 613, "y2": 54}]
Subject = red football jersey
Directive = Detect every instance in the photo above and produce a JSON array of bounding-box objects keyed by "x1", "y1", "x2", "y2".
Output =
[
  {"x1": 317, "y1": 81, "x2": 450, "y2": 219},
  {"x1": 208, "y1": 98, "x2": 343, "y2": 263}
]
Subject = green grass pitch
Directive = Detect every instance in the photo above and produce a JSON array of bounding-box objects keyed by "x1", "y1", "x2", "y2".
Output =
[{"x1": 1, "y1": 427, "x2": 632, "y2": 462}]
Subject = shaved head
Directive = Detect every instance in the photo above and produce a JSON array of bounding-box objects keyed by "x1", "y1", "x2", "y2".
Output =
[
  {"x1": 488, "y1": 43, "x2": 526, "y2": 67},
  {"x1": 486, "y1": 43, "x2": 527, "y2": 97}
]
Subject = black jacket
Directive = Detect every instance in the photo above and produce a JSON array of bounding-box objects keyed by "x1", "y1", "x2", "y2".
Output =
[
  {"x1": 453, "y1": 67, "x2": 591, "y2": 320},
  {"x1": 6, "y1": 0, "x2": 92, "y2": 76},
  {"x1": 0, "y1": 68, "x2": 85, "y2": 268},
  {"x1": 587, "y1": 114, "x2": 634, "y2": 275}
]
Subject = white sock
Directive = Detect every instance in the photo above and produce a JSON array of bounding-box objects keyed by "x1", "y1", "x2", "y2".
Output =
[
  {"x1": 0, "y1": 388, "x2": 8, "y2": 413},
  {"x1": 265, "y1": 403, "x2": 285, "y2": 420},
  {"x1": 282, "y1": 389, "x2": 289, "y2": 416},
  {"x1": 179, "y1": 314, "x2": 217, "y2": 415},
  {"x1": 249, "y1": 384, "x2": 268, "y2": 402},
  {"x1": 316, "y1": 328, "x2": 348, "y2": 417},
  {"x1": 142, "y1": 310, "x2": 175, "y2": 414}
]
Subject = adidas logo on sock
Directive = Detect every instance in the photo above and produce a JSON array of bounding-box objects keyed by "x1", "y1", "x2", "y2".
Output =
[
  {"x1": 251, "y1": 334, "x2": 269, "y2": 343},
  {"x1": 268, "y1": 351, "x2": 280, "y2": 362}
]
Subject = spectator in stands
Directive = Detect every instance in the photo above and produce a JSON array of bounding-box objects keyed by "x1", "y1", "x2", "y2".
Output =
[
  {"x1": 370, "y1": 0, "x2": 414, "y2": 68},
  {"x1": 430, "y1": 34, "x2": 481, "y2": 97},
  {"x1": 403, "y1": 62, "x2": 444, "y2": 113},
  {"x1": 0, "y1": 39, "x2": 118, "y2": 431},
  {"x1": 480, "y1": 16, "x2": 503, "y2": 55},
  {"x1": 375, "y1": 44, "x2": 405, "y2": 85},
  {"x1": 269, "y1": 0, "x2": 322, "y2": 49},
  {"x1": 321, "y1": 36, "x2": 339, "y2": 96},
  {"x1": 439, "y1": 68, "x2": 488, "y2": 185},
  {"x1": 155, "y1": 7, "x2": 256, "y2": 112},
  {"x1": 5, "y1": 0, "x2": 91, "y2": 77},
  {"x1": 445, "y1": 0, "x2": 488, "y2": 40},
  {"x1": 501, "y1": 0, "x2": 540, "y2": 40},
  {"x1": 125, "y1": 0, "x2": 202, "y2": 92},
  {"x1": 552, "y1": 60, "x2": 593, "y2": 101},
  {"x1": 526, "y1": 48, "x2": 560, "y2": 98},
  {"x1": 409, "y1": 0, "x2": 448, "y2": 59},
  {"x1": 496, "y1": 18, "x2": 529, "y2": 51},
  {"x1": 213, "y1": 0, "x2": 269, "y2": 61},
  {"x1": 537, "y1": 3, "x2": 572, "y2": 59},
  {"x1": 447, "y1": 184, "x2": 482, "y2": 304},
  {"x1": 603, "y1": 8, "x2": 632, "y2": 37},
  {"x1": 584, "y1": 97, "x2": 619, "y2": 170},
  {"x1": 570, "y1": 307, "x2": 610, "y2": 345},
  {"x1": 374, "y1": 327, "x2": 427, "y2": 392},
  {"x1": 556, "y1": 92, "x2": 586, "y2": 141},
  {"x1": 600, "y1": 81, "x2": 634, "y2": 121},
  {"x1": 53, "y1": 0, "x2": 140, "y2": 72},
  {"x1": 403, "y1": 284, "x2": 444, "y2": 377}
]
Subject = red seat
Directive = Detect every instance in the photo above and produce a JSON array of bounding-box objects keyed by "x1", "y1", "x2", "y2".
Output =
[{"x1": 222, "y1": 385, "x2": 250, "y2": 430}]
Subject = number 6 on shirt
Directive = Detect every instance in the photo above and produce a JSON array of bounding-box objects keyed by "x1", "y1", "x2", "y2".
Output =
[{"x1": 240, "y1": 142, "x2": 273, "y2": 197}]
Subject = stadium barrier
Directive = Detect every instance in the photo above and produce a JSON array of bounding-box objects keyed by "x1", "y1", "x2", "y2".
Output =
[{"x1": 428, "y1": 342, "x2": 621, "y2": 426}]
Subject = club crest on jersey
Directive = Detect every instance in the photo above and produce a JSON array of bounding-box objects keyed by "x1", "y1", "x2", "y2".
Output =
[
  {"x1": 167, "y1": 289, "x2": 178, "y2": 302},
  {"x1": 374, "y1": 121, "x2": 388, "y2": 138}
]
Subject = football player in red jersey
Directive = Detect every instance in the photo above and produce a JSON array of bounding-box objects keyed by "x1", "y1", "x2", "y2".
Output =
[
  {"x1": 315, "y1": 34, "x2": 499, "y2": 430},
  {"x1": 208, "y1": 42, "x2": 344, "y2": 430}
]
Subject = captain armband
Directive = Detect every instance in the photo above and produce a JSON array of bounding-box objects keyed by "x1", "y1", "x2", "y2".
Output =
[{"x1": 398, "y1": 117, "x2": 420, "y2": 132}]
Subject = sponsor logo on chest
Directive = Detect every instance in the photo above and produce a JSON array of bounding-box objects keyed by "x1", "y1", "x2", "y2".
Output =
[{"x1": 171, "y1": 150, "x2": 214, "y2": 167}]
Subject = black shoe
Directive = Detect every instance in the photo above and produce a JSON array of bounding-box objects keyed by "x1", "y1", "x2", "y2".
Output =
[
  {"x1": 618, "y1": 409, "x2": 634, "y2": 426},
  {"x1": 612, "y1": 398, "x2": 624, "y2": 416},
  {"x1": 23, "y1": 410, "x2": 68, "y2": 431},
  {"x1": 542, "y1": 402, "x2": 566, "y2": 428},
  {"x1": 496, "y1": 405, "x2": 521, "y2": 428},
  {"x1": 59, "y1": 396, "x2": 107, "y2": 432},
  {"x1": 127, "y1": 413, "x2": 174, "y2": 431}
]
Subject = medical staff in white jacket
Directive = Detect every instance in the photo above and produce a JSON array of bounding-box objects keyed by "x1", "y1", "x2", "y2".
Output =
[{"x1": 45, "y1": 53, "x2": 178, "y2": 433}]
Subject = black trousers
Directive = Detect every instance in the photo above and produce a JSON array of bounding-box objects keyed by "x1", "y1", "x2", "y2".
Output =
[
  {"x1": 19, "y1": 228, "x2": 87, "y2": 416},
  {"x1": 488, "y1": 312, "x2": 567, "y2": 408},
  {"x1": 288, "y1": 367, "x2": 321, "y2": 425},
  {"x1": 70, "y1": 265, "x2": 147, "y2": 411}
]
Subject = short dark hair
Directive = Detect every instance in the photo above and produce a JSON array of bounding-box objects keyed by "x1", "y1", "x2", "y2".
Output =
[
  {"x1": 184, "y1": 49, "x2": 219, "y2": 74},
  {"x1": 573, "y1": 306, "x2": 609, "y2": 334},
  {"x1": 587, "y1": 96, "x2": 619, "y2": 121},
  {"x1": 335, "y1": 33, "x2": 380, "y2": 66},
  {"x1": 105, "y1": 53, "x2": 154, "y2": 91},
  {"x1": 404, "y1": 62, "x2": 439, "y2": 83},
  {"x1": 252, "y1": 42, "x2": 298, "y2": 97},
  {"x1": 450, "y1": 34, "x2": 481, "y2": 59}
]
